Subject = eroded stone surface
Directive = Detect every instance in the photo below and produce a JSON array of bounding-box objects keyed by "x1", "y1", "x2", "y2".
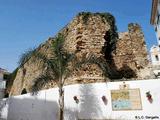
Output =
[
  {"x1": 113, "y1": 23, "x2": 149, "y2": 79},
  {"x1": 10, "y1": 14, "x2": 149, "y2": 96}
]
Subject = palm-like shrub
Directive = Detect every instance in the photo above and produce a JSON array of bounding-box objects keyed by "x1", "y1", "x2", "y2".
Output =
[
  {"x1": 19, "y1": 33, "x2": 74, "y2": 120},
  {"x1": 19, "y1": 34, "x2": 115, "y2": 120}
]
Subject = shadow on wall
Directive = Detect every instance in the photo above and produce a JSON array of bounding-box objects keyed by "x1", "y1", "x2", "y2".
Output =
[
  {"x1": 119, "y1": 64, "x2": 137, "y2": 79},
  {"x1": 78, "y1": 84, "x2": 103, "y2": 119},
  {"x1": 21, "y1": 88, "x2": 27, "y2": 95},
  {"x1": 65, "y1": 107, "x2": 78, "y2": 120},
  {"x1": 0, "y1": 99, "x2": 9, "y2": 119},
  {"x1": 102, "y1": 31, "x2": 137, "y2": 80},
  {"x1": 1, "y1": 96, "x2": 59, "y2": 120}
]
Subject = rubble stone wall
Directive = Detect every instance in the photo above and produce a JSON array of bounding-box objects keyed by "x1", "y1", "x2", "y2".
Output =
[
  {"x1": 113, "y1": 23, "x2": 149, "y2": 79},
  {"x1": 9, "y1": 14, "x2": 149, "y2": 96}
]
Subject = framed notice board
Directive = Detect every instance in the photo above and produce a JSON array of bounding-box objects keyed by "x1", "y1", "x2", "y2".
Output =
[{"x1": 111, "y1": 89, "x2": 142, "y2": 111}]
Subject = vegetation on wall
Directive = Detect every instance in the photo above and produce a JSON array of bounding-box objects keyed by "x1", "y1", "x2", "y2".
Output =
[
  {"x1": 98, "y1": 12, "x2": 118, "y2": 52},
  {"x1": 5, "y1": 68, "x2": 19, "y2": 95},
  {"x1": 7, "y1": 47, "x2": 39, "y2": 96},
  {"x1": 78, "y1": 12, "x2": 118, "y2": 58},
  {"x1": 78, "y1": 12, "x2": 91, "y2": 24},
  {"x1": 18, "y1": 48, "x2": 37, "y2": 68}
]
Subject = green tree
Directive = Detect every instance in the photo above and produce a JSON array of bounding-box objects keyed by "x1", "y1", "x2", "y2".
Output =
[
  {"x1": 19, "y1": 34, "x2": 75, "y2": 120},
  {"x1": 19, "y1": 34, "x2": 115, "y2": 120}
]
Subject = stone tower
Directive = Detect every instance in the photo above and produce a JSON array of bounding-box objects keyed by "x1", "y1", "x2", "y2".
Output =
[
  {"x1": 9, "y1": 13, "x2": 149, "y2": 96},
  {"x1": 113, "y1": 23, "x2": 149, "y2": 79}
]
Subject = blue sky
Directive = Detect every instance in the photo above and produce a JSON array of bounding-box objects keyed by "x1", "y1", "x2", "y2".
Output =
[{"x1": 0, "y1": 0, "x2": 157, "y2": 72}]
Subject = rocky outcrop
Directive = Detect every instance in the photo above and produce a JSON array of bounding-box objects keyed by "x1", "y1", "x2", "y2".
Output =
[{"x1": 9, "y1": 13, "x2": 149, "y2": 96}]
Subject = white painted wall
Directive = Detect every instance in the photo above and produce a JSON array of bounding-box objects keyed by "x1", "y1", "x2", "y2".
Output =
[
  {"x1": 0, "y1": 71, "x2": 7, "y2": 99},
  {"x1": 0, "y1": 79, "x2": 160, "y2": 120},
  {"x1": 150, "y1": 45, "x2": 160, "y2": 65},
  {"x1": 153, "y1": 1, "x2": 160, "y2": 46}
]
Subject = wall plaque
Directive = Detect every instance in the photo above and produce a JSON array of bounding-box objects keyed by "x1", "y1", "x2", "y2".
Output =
[{"x1": 111, "y1": 88, "x2": 142, "y2": 110}]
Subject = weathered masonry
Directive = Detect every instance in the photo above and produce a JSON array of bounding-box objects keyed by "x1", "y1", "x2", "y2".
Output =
[{"x1": 9, "y1": 12, "x2": 149, "y2": 95}]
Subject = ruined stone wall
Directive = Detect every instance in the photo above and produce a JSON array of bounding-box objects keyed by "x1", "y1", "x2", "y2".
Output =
[
  {"x1": 10, "y1": 39, "x2": 54, "y2": 95},
  {"x1": 9, "y1": 13, "x2": 149, "y2": 96},
  {"x1": 61, "y1": 14, "x2": 112, "y2": 85},
  {"x1": 113, "y1": 23, "x2": 149, "y2": 79},
  {"x1": 62, "y1": 14, "x2": 110, "y2": 56},
  {"x1": 10, "y1": 14, "x2": 112, "y2": 95}
]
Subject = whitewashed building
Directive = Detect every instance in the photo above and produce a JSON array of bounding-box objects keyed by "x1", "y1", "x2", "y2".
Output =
[
  {"x1": 150, "y1": 45, "x2": 160, "y2": 65},
  {"x1": 0, "y1": 68, "x2": 9, "y2": 99},
  {"x1": 151, "y1": 0, "x2": 160, "y2": 46}
]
